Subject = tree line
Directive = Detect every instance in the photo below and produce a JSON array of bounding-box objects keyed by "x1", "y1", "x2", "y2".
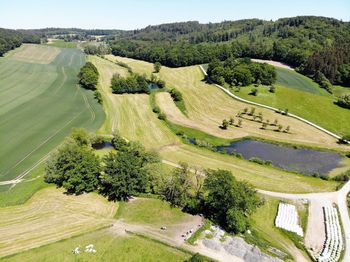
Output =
[
  {"x1": 108, "y1": 16, "x2": 350, "y2": 69},
  {"x1": 45, "y1": 130, "x2": 262, "y2": 234},
  {"x1": 207, "y1": 57, "x2": 276, "y2": 86},
  {"x1": 0, "y1": 28, "x2": 41, "y2": 56},
  {"x1": 302, "y1": 44, "x2": 350, "y2": 87},
  {"x1": 111, "y1": 72, "x2": 165, "y2": 94}
]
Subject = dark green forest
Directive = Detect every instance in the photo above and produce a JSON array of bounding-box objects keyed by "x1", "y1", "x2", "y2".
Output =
[
  {"x1": 207, "y1": 57, "x2": 276, "y2": 86},
  {"x1": 108, "y1": 16, "x2": 350, "y2": 86},
  {"x1": 0, "y1": 28, "x2": 41, "y2": 56}
]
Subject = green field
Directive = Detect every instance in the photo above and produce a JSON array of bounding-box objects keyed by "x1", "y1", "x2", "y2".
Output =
[
  {"x1": 117, "y1": 198, "x2": 189, "y2": 225},
  {"x1": 89, "y1": 55, "x2": 340, "y2": 193},
  {"x1": 0, "y1": 45, "x2": 105, "y2": 183},
  {"x1": 235, "y1": 68, "x2": 350, "y2": 137},
  {"x1": 47, "y1": 39, "x2": 78, "y2": 48},
  {"x1": 2, "y1": 228, "x2": 191, "y2": 262}
]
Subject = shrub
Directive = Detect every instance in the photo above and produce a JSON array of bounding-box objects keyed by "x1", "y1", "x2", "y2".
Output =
[
  {"x1": 158, "y1": 112, "x2": 167, "y2": 120},
  {"x1": 152, "y1": 106, "x2": 161, "y2": 114},
  {"x1": 336, "y1": 93, "x2": 350, "y2": 109},
  {"x1": 169, "y1": 88, "x2": 183, "y2": 101},
  {"x1": 94, "y1": 90, "x2": 102, "y2": 104},
  {"x1": 250, "y1": 88, "x2": 258, "y2": 96}
]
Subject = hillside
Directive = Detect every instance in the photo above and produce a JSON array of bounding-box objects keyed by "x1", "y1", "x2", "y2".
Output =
[{"x1": 109, "y1": 16, "x2": 350, "y2": 86}]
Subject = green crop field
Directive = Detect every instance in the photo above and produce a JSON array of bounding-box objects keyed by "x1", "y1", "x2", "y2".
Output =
[
  {"x1": 46, "y1": 39, "x2": 78, "y2": 48},
  {"x1": 235, "y1": 69, "x2": 350, "y2": 138},
  {"x1": 0, "y1": 44, "x2": 105, "y2": 184},
  {"x1": 275, "y1": 68, "x2": 325, "y2": 95},
  {"x1": 2, "y1": 228, "x2": 191, "y2": 262}
]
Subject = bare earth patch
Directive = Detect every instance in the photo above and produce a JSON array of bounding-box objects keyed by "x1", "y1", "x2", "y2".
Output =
[{"x1": 251, "y1": 59, "x2": 294, "y2": 70}]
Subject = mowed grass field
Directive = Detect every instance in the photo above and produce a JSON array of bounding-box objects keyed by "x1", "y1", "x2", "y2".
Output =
[
  {"x1": 107, "y1": 55, "x2": 344, "y2": 151},
  {"x1": 0, "y1": 187, "x2": 117, "y2": 258},
  {"x1": 0, "y1": 44, "x2": 105, "y2": 184},
  {"x1": 90, "y1": 55, "x2": 339, "y2": 193},
  {"x1": 236, "y1": 68, "x2": 350, "y2": 138},
  {"x1": 3, "y1": 228, "x2": 191, "y2": 262},
  {"x1": 117, "y1": 198, "x2": 189, "y2": 225}
]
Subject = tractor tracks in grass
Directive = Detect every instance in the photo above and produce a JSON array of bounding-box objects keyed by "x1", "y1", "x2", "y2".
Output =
[
  {"x1": 1, "y1": 110, "x2": 86, "y2": 183},
  {"x1": 78, "y1": 85, "x2": 96, "y2": 122}
]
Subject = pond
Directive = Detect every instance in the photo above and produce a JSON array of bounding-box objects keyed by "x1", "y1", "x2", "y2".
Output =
[
  {"x1": 190, "y1": 138, "x2": 344, "y2": 176},
  {"x1": 91, "y1": 141, "x2": 114, "y2": 150},
  {"x1": 148, "y1": 83, "x2": 159, "y2": 90}
]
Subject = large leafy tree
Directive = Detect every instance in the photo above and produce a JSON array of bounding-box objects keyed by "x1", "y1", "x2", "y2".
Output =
[
  {"x1": 161, "y1": 163, "x2": 193, "y2": 207},
  {"x1": 78, "y1": 62, "x2": 99, "y2": 90},
  {"x1": 100, "y1": 141, "x2": 160, "y2": 201},
  {"x1": 44, "y1": 140, "x2": 101, "y2": 194},
  {"x1": 203, "y1": 169, "x2": 262, "y2": 233}
]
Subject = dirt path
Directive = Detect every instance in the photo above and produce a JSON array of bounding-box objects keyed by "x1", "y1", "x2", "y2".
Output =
[{"x1": 110, "y1": 219, "x2": 244, "y2": 262}]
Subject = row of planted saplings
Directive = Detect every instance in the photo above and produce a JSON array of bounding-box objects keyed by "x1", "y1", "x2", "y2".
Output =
[{"x1": 220, "y1": 107, "x2": 291, "y2": 133}]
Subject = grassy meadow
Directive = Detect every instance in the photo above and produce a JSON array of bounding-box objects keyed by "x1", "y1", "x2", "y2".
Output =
[
  {"x1": 0, "y1": 188, "x2": 117, "y2": 258},
  {"x1": 0, "y1": 44, "x2": 105, "y2": 183},
  {"x1": 2, "y1": 228, "x2": 191, "y2": 262},
  {"x1": 116, "y1": 198, "x2": 189, "y2": 225},
  {"x1": 235, "y1": 68, "x2": 350, "y2": 138},
  {"x1": 46, "y1": 39, "x2": 78, "y2": 48},
  {"x1": 89, "y1": 55, "x2": 340, "y2": 193},
  {"x1": 108, "y1": 55, "x2": 344, "y2": 150}
]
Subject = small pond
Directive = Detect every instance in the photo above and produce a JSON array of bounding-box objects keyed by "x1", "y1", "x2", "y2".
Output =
[
  {"x1": 92, "y1": 141, "x2": 114, "y2": 150},
  {"x1": 190, "y1": 138, "x2": 344, "y2": 176},
  {"x1": 148, "y1": 83, "x2": 159, "y2": 90}
]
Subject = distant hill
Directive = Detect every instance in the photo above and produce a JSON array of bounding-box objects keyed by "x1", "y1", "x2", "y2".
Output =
[{"x1": 108, "y1": 16, "x2": 350, "y2": 86}]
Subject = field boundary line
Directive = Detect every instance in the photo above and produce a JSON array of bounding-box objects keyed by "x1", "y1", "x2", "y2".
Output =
[{"x1": 198, "y1": 65, "x2": 348, "y2": 143}]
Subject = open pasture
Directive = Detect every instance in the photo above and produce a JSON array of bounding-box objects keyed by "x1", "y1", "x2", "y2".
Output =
[
  {"x1": 107, "y1": 55, "x2": 344, "y2": 150},
  {"x1": 235, "y1": 70, "x2": 350, "y2": 138},
  {"x1": 0, "y1": 188, "x2": 117, "y2": 258},
  {"x1": 0, "y1": 45, "x2": 105, "y2": 183},
  {"x1": 2, "y1": 228, "x2": 190, "y2": 262},
  {"x1": 90, "y1": 55, "x2": 339, "y2": 193}
]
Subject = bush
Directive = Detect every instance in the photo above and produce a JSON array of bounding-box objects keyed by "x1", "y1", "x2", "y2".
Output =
[
  {"x1": 94, "y1": 90, "x2": 102, "y2": 104},
  {"x1": 158, "y1": 112, "x2": 167, "y2": 120},
  {"x1": 111, "y1": 73, "x2": 149, "y2": 94},
  {"x1": 169, "y1": 88, "x2": 183, "y2": 101},
  {"x1": 152, "y1": 106, "x2": 161, "y2": 114},
  {"x1": 78, "y1": 62, "x2": 99, "y2": 90},
  {"x1": 250, "y1": 88, "x2": 258, "y2": 96},
  {"x1": 249, "y1": 157, "x2": 272, "y2": 166},
  {"x1": 336, "y1": 93, "x2": 350, "y2": 109},
  {"x1": 269, "y1": 85, "x2": 276, "y2": 93}
]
